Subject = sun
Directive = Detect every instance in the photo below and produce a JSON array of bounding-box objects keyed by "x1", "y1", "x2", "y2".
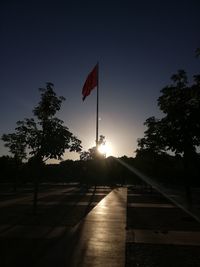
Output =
[{"x1": 98, "y1": 142, "x2": 112, "y2": 157}]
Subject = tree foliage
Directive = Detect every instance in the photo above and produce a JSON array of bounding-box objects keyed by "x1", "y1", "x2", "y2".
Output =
[
  {"x1": 137, "y1": 70, "x2": 200, "y2": 159},
  {"x1": 195, "y1": 47, "x2": 200, "y2": 58},
  {"x1": 2, "y1": 83, "x2": 82, "y2": 162},
  {"x1": 80, "y1": 135, "x2": 106, "y2": 161},
  {"x1": 2, "y1": 132, "x2": 26, "y2": 161}
]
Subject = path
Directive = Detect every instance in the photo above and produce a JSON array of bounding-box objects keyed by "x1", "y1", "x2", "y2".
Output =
[{"x1": 36, "y1": 187, "x2": 127, "y2": 267}]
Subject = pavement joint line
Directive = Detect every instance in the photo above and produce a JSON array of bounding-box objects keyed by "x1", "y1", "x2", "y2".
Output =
[
  {"x1": 63, "y1": 192, "x2": 108, "y2": 196},
  {"x1": 126, "y1": 229, "x2": 200, "y2": 246},
  {"x1": 37, "y1": 201, "x2": 99, "y2": 205},
  {"x1": 128, "y1": 193, "x2": 178, "y2": 197},
  {"x1": 127, "y1": 203, "x2": 175, "y2": 208}
]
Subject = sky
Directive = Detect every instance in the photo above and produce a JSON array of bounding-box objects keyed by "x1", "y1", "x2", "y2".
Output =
[{"x1": 0, "y1": 0, "x2": 200, "y2": 161}]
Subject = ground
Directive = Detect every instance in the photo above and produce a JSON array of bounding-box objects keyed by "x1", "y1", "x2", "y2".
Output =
[{"x1": 0, "y1": 183, "x2": 200, "y2": 267}]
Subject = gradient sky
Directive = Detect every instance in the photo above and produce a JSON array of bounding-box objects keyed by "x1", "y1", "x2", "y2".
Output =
[{"x1": 0, "y1": 0, "x2": 200, "y2": 161}]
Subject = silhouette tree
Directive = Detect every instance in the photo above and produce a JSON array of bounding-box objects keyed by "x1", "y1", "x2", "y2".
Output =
[
  {"x1": 80, "y1": 135, "x2": 106, "y2": 161},
  {"x1": 2, "y1": 83, "x2": 82, "y2": 212},
  {"x1": 137, "y1": 69, "x2": 200, "y2": 200},
  {"x1": 157, "y1": 70, "x2": 200, "y2": 158},
  {"x1": 80, "y1": 148, "x2": 95, "y2": 161},
  {"x1": 136, "y1": 116, "x2": 166, "y2": 155},
  {"x1": 195, "y1": 47, "x2": 200, "y2": 58},
  {"x1": 2, "y1": 132, "x2": 26, "y2": 191},
  {"x1": 2, "y1": 133, "x2": 26, "y2": 161},
  {"x1": 138, "y1": 70, "x2": 200, "y2": 156},
  {"x1": 98, "y1": 135, "x2": 106, "y2": 148}
]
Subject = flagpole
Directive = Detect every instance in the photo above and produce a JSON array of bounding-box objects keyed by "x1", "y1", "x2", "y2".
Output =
[{"x1": 96, "y1": 62, "x2": 99, "y2": 149}]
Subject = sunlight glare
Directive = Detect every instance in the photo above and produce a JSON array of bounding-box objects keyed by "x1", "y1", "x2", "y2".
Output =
[{"x1": 98, "y1": 142, "x2": 112, "y2": 157}]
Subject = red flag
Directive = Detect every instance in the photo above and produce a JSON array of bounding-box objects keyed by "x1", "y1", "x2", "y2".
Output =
[{"x1": 82, "y1": 64, "x2": 98, "y2": 101}]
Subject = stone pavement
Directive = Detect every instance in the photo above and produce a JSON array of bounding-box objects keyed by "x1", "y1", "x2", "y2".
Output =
[
  {"x1": 126, "y1": 186, "x2": 200, "y2": 267},
  {"x1": 70, "y1": 187, "x2": 127, "y2": 267},
  {"x1": 2, "y1": 183, "x2": 200, "y2": 267},
  {"x1": 37, "y1": 187, "x2": 127, "y2": 267},
  {"x1": 0, "y1": 185, "x2": 116, "y2": 267}
]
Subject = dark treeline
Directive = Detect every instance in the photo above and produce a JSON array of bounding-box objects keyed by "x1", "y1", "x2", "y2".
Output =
[
  {"x1": 135, "y1": 151, "x2": 200, "y2": 187},
  {"x1": 0, "y1": 155, "x2": 137, "y2": 186},
  {"x1": 1, "y1": 153, "x2": 200, "y2": 188}
]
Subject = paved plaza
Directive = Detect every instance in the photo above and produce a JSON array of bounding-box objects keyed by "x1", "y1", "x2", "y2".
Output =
[
  {"x1": 126, "y1": 186, "x2": 200, "y2": 267},
  {"x1": 0, "y1": 184, "x2": 200, "y2": 267}
]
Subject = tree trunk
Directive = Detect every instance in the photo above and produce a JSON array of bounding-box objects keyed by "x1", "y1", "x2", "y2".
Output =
[
  {"x1": 33, "y1": 175, "x2": 39, "y2": 215},
  {"x1": 13, "y1": 175, "x2": 17, "y2": 193},
  {"x1": 32, "y1": 155, "x2": 42, "y2": 215},
  {"x1": 183, "y1": 148, "x2": 195, "y2": 208}
]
